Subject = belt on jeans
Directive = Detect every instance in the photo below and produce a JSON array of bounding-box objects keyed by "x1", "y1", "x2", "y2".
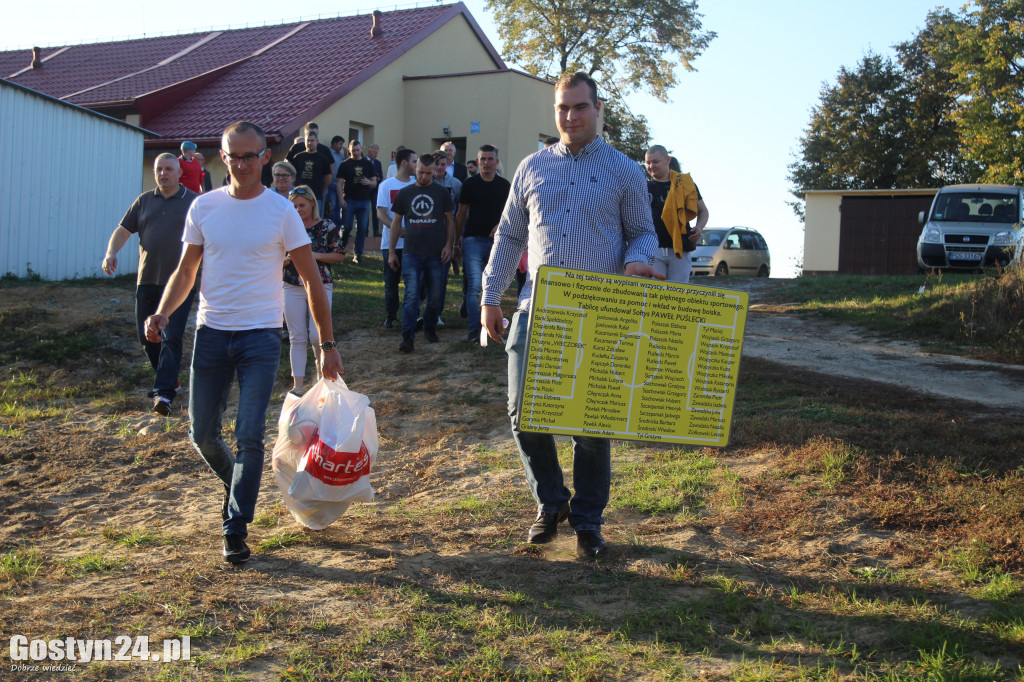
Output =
[{"x1": 198, "y1": 325, "x2": 283, "y2": 335}]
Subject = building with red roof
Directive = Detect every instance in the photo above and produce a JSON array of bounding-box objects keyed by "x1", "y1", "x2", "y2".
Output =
[{"x1": 2, "y1": 3, "x2": 555, "y2": 188}]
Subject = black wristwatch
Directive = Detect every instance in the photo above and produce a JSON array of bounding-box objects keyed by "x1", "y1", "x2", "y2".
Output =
[{"x1": 320, "y1": 340, "x2": 337, "y2": 352}]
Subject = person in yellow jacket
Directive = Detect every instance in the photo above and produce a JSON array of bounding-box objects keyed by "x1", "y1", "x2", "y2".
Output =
[{"x1": 644, "y1": 145, "x2": 709, "y2": 283}]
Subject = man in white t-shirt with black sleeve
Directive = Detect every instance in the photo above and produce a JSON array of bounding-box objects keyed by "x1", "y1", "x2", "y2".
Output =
[
  {"x1": 146, "y1": 121, "x2": 344, "y2": 565},
  {"x1": 375, "y1": 148, "x2": 417, "y2": 329}
]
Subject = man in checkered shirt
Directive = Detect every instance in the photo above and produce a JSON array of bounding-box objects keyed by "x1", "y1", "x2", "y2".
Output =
[{"x1": 481, "y1": 72, "x2": 662, "y2": 559}]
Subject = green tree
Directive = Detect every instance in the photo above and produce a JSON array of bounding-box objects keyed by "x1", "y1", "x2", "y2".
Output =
[
  {"x1": 787, "y1": 43, "x2": 983, "y2": 217},
  {"x1": 601, "y1": 100, "x2": 651, "y2": 162},
  {"x1": 896, "y1": 10, "x2": 983, "y2": 186},
  {"x1": 485, "y1": 0, "x2": 714, "y2": 159},
  {"x1": 789, "y1": 0, "x2": 1022, "y2": 216},
  {"x1": 936, "y1": 0, "x2": 1024, "y2": 184},
  {"x1": 788, "y1": 54, "x2": 918, "y2": 196}
]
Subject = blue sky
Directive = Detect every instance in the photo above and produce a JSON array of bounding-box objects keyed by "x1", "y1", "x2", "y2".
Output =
[{"x1": 2, "y1": 0, "x2": 951, "y2": 277}]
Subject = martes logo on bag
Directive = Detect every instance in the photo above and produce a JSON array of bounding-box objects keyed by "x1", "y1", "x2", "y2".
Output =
[{"x1": 304, "y1": 440, "x2": 371, "y2": 485}]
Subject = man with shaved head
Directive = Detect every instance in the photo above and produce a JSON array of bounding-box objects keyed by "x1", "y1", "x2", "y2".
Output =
[
  {"x1": 146, "y1": 121, "x2": 344, "y2": 565},
  {"x1": 102, "y1": 153, "x2": 198, "y2": 415}
]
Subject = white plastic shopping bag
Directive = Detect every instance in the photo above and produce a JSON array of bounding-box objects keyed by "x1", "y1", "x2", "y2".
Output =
[{"x1": 272, "y1": 378, "x2": 377, "y2": 529}]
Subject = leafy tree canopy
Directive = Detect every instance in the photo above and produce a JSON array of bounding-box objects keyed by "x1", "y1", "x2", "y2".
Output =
[
  {"x1": 788, "y1": 54, "x2": 917, "y2": 195},
  {"x1": 486, "y1": 0, "x2": 715, "y2": 159},
  {"x1": 601, "y1": 100, "x2": 652, "y2": 163},
  {"x1": 938, "y1": 0, "x2": 1024, "y2": 184},
  {"x1": 789, "y1": 0, "x2": 1022, "y2": 216}
]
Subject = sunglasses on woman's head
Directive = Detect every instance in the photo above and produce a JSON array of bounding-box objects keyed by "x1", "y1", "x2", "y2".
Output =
[{"x1": 289, "y1": 188, "x2": 310, "y2": 197}]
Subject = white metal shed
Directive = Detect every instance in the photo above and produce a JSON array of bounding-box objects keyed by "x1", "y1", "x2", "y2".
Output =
[{"x1": 1, "y1": 78, "x2": 153, "y2": 280}]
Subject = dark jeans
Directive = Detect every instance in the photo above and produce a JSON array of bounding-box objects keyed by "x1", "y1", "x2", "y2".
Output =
[
  {"x1": 341, "y1": 199, "x2": 371, "y2": 257},
  {"x1": 135, "y1": 284, "x2": 195, "y2": 400},
  {"x1": 370, "y1": 195, "x2": 380, "y2": 236},
  {"x1": 462, "y1": 236, "x2": 492, "y2": 339},
  {"x1": 506, "y1": 311, "x2": 610, "y2": 531},
  {"x1": 325, "y1": 184, "x2": 341, "y2": 226},
  {"x1": 382, "y1": 249, "x2": 402, "y2": 319},
  {"x1": 420, "y1": 260, "x2": 452, "y2": 321},
  {"x1": 188, "y1": 326, "x2": 281, "y2": 536},
  {"x1": 401, "y1": 253, "x2": 445, "y2": 339}
]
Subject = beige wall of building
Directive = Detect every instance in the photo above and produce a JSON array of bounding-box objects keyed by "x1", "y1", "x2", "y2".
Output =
[
  {"x1": 802, "y1": 188, "x2": 937, "y2": 274},
  {"x1": 309, "y1": 15, "x2": 498, "y2": 161},
  {"x1": 803, "y1": 191, "x2": 843, "y2": 272},
  {"x1": 403, "y1": 70, "x2": 556, "y2": 175}
]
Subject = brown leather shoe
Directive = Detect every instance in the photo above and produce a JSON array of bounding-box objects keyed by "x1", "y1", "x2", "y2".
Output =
[
  {"x1": 527, "y1": 505, "x2": 569, "y2": 544},
  {"x1": 575, "y1": 529, "x2": 607, "y2": 559}
]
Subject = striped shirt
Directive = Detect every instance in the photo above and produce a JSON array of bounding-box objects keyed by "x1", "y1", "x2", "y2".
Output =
[{"x1": 481, "y1": 136, "x2": 657, "y2": 309}]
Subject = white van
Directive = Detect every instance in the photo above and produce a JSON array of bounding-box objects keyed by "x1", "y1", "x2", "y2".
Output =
[{"x1": 916, "y1": 184, "x2": 1022, "y2": 271}]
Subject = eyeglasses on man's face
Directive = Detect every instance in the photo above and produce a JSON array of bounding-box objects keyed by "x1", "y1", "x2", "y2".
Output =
[
  {"x1": 221, "y1": 149, "x2": 267, "y2": 166},
  {"x1": 273, "y1": 172, "x2": 294, "y2": 179}
]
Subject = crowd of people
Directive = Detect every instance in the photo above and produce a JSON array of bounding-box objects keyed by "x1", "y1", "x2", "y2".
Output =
[{"x1": 100, "y1": 72, "x2": 711, "y2": 564}]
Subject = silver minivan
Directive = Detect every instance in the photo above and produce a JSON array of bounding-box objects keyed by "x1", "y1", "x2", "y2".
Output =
[
  {"x1": 691, "y1": 227, "x2": 770, "y2": 277},
  {"x1": 916, "y1": 184, "x2": 1022, "y2": 271}
]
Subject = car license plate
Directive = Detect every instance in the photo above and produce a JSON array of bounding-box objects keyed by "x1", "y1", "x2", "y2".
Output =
[{"x1": 948, "y1": 250, "x2": 981, "y2": 261}]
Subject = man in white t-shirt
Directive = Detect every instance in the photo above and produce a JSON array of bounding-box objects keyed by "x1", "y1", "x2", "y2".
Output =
[
  {"x1": 375, "y1": 148, "x2": 417, "y2": 328},
  {"x1": 145, "y1": 121, "x2": 344, "y2": 565}
]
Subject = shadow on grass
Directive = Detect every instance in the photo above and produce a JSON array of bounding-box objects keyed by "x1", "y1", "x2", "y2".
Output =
[{"x1": 245, "y1": 534, "x2": 1022, "y2": 679}]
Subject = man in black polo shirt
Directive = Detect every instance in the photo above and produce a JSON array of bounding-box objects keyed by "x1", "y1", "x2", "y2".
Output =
[
  {"x1": 456, "y1": 144, "x2": 510, "y2": 342},
  {"x1": 101, "y1": 153, "x2": 198, "y2": 415}
]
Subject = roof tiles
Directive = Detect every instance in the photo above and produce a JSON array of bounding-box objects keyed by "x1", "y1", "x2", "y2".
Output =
[{"x1": 2, "y1": 3, "x2": 500, "y2": 142}]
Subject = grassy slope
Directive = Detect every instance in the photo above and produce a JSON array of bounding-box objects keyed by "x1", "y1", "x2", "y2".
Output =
[{"x1": 765, "y1": 270, "x2": 1024, "y2": 363}]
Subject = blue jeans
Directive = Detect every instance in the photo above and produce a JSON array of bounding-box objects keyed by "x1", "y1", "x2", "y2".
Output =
[
  {"x1": 135, "y1": 284, "x2": 195, "y2": 400},
  {"x1": 188, "y1": 326, "x2": 281, "y2": 537},
  {"x1": 382, "y1": 249, "x2": 402, "y2": 319},
  {"x1": 341, "y1": 199, "x2": 371, "y2": 257},
  {"x1": 462, "y1": 236, "x2": 492, "y2": 339},
  {"x1": 418, "y1": 260, "x2": 451, "y2": 320},
  {"x1": 325, "y1": 184, "x2": 341, "y2": 225},
  {"x1": 506, "y1": 311, "x2": 610, "y2": 531},
  {"x1": 401, "y1": 253, "x2": 445, "y2": 339},
  {"x1": 370, "y1": 194, "x2": 380, "y2": 236}
]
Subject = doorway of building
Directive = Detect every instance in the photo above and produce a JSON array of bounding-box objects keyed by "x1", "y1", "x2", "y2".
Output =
[{"x1": 431, "y1": 137, "x2": 467, "y2": 164}]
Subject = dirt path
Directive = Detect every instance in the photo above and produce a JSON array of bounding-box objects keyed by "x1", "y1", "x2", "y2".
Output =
[{"x1": 719, "y1": 279, "x2": 1024, "y2": 413}]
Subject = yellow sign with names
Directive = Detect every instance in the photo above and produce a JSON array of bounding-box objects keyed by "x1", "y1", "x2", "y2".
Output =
[{"x1": 517, "y1": 266, "x2": 748, "y2": 446}]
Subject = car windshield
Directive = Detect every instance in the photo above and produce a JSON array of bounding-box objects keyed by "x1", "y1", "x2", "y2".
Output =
[
  {"x1": 698, "y1": 229, "x2": 726, "y2": 247},
  {"x1": 930, "y1": 192, "x2": 1019, "y2": 223}
]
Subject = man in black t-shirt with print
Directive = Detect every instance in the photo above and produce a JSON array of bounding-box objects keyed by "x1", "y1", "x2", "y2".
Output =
[
  {"x1": 336, "y1": 140, "x2": 379, "y2": 264},
  {"x1": 388, "y1": 153, "x2": 454, "y2": 352},
  {"x1": 292, "y1": 131, "x2": 333, "y2": 207},
  {"x1": 456, "y1": 144, "x2": 510, "y2": 342},
  {"x1": 286, "y1": 122, "x2": 335, "y2": 168}
]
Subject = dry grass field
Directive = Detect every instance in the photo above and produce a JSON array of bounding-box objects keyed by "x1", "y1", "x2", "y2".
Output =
[{"x1": 1, "y1": 261, "x2": 1022, "y2": 680}]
